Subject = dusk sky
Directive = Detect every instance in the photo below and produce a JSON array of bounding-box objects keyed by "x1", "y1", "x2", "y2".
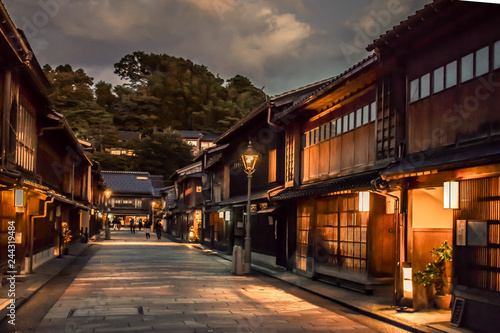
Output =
[{"x1": 4, "y1": 0, "x2": 430, "y2": 96}]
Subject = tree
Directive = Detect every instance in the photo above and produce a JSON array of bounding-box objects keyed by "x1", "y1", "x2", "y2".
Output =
[
  {"x1": 43, "y1": 65, "x2": 120, "y2": 151},
  {"x1": 128, "y1": 128, "x2": 194, "y2": 181}
]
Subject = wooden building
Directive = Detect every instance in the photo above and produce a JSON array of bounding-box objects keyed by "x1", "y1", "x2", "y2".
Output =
[
  {"x1": 167, "y1": 162, "x2": 204, "y2": 241},
  {"x1": 0, "y1": 1, "x2": 101, "y2": 277},
  {"x1": 196, "y1": 79, "x2": 334, "y2": 268},
  {"x1": 270, "y1": 55, "x2": 401, "y2": 293},
  {"x1": 367, "y1": 0, "x2": 500, "y2": 330},
  {"x1": 101, "y1": 171, "x2": 161, "y2": 226}
]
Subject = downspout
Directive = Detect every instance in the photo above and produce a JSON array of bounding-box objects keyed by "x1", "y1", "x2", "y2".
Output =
[
  {"x1": 267, "y1": 102, "x2": 286, "y2": 132},
  {"x1": 28, "y1": 194, "x2": 55, "y2": 273}
]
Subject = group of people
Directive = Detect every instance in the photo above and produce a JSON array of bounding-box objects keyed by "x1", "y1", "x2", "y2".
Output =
[{"x1": 111, "y1": 216, "x2": 163, "y2": 240}]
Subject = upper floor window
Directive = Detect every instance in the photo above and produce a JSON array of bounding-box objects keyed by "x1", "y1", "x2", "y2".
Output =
[
  {"x1": 16, "y1": 103, "x2": 36, "y2": 172},
  {"x1": 303, "y1": 100, "x2": 376, "y2": 148},
  {"x1": 268, "y1": 149, "x2": 277, "y2": 183},
  {"x1": 410, "y1": 41, "x2": 499, "y2": 103}
]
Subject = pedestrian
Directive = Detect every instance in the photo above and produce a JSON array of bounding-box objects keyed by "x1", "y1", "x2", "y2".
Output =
[
  {"x1": 112, "y1": 217, "x2": 119, "y2": 230},
  {"x1": 138, "y1": 219, "x2": 143, "y2": 231},
  {"x1": 145, "y1": 224, "x2": 150, "y2": 239},
  {"x1": 155, "y1": 221, "x2": 163, "y2": 240},
  {"x1": 130, "y1": 217, "x2": 135, "y2": 233}
]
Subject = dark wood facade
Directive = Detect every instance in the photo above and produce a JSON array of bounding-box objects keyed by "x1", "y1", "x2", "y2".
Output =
[
  {"x1": 271, "y1": 56, "x2": 400, "y2": 293},
  {"x1": 0, "y1": 2, "x2": 101, "y2": 276},
  {"x1": 368, "y1": 0, "x2": 500, "y2": 330}
]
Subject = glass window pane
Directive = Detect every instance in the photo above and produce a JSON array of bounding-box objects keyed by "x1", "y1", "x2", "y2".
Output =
[
  {"x1": 495, "y1": 40, "x2": 500, "y2": 70},
  {"x1": 309, "y1": 131, "x2": 313, "y2": 146},
  {"x1": 331, "y1": 121, "x2": 336, "y2": 137},
  {"x1": 336, "y1": 118, "x2": 342, "y2": 135},
  {"x1": 446, "y1": 61, "x2": 457, "y2": 88},
  {"x1": 370, "y1": 102, "x2": 376, "y2": 122},
  {"x1": 343, "y1": 115, "x2": 349, "y2": 133},
  {"x1": 476, "y1": 46, "x2": 489, "y2": 76},
  {"x1": 460, "y1": 53, "x2": 474, "y2": 82},
  {"x1": 433, "y1": 66, "x2": 444, "y2": 93},
  {"x1": 301, "y1": 134, "x2": 307, "y2": 148},
  {"x1": 410, "y1": 78, "x2": 419, "y2": 102},
  {"x1": 315, "y1": 128, "x2": 319, "y2": 144},
  {"x1": 319, "y1": 126, "x2": 324, "y2": 142},
  {"x1": 362, "y1": 105, "x2": 369, "y2": 124},
  {"x1": 349, "y1": 112, "x2": 355, "y2": 130},
  {"x1": 420, "y1": 73, "x2": 430, "y2": 98},
  {"x1": 325, "y1": 123, "x2": 330, "y2": 140},
  {"x1": 356, "y1": 109, "x2": 362, "y2": 127}
]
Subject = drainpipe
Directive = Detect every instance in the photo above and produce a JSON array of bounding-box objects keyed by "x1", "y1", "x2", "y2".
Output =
[
  {"x1": 267, "y1": 102, "x2": 286, "y2": 132},
  {"x1": 28, "y1": 194, "x2": 55, "y2": 273}
]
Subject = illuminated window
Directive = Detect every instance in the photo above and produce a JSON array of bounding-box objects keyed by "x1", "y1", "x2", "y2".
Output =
[
  {"x1": 16, "y1": 103, "x2": 36, "y2": 172},
  {"x1": 196, "y1": 186, "x2": 202, "y2": 193}
]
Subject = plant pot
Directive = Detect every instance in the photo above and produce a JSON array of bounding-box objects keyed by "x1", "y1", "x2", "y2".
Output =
[{"x1": 433, "y1": 294, "x2": 452, "y2": 309}]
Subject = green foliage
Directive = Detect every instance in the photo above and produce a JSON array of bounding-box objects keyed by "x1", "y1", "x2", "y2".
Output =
[
  {"x1": 128, "y1": 128, "x2": 194, "y2": 181},
  {"x1": 413, "y1": 241, "x2": 453, "y2": 295},
  {"x1": 43, "y1": 65, "x2": 120, "y2": 151},
  {"x1": 44, "y1": 52, "x2": 265, "y2": 177}
]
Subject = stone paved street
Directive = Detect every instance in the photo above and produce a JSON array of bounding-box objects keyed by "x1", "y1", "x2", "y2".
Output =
[{"x1": 35, "y1": 231, "x2": 383, "y2": 333}]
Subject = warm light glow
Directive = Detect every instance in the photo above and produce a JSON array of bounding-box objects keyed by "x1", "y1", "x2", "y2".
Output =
[
  {"x1": 443, "y1": 181, "x2": 459, "y2": 209},
  {"x1": 358, "y1": 191, "x2": 370, "y2": 212},
  {"x1": 14, "y1": 189, "x2": 24, "y2": 207},
  {"x1": 105, "y1": 190, "x2": 112, "y2": 198},
  {"x1": 403, "y1": 266, "x2": 413, "y2": 298},
  {"x1": 219, "y1": 211, "x2": 224, "y2": 219},
  {"x1": 91, "y1": 208, "x2": 95, "y2": 215},
  {"x1": 241, "y1": 141, "x2": 259, "y2": 174}
]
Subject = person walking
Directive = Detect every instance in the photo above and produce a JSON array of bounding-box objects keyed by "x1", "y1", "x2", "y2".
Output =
[
  {"x1": 138, "y1": 219, "x2": 143, "y2": 231},
  {"x1": 130, "y1": 218, "x2": 135, "y2": 233},
  {"x1": 112, "y1": 217, "x2": 119, "y2": 230},
  {"x1": 155, "y1": 221, "x2": 163, "y2": 240},
  {"x1": 145, "y1": 224, "x2": 150, "y2": 239}
]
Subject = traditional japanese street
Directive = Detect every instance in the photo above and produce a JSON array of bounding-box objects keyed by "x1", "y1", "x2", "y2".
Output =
[{"x1": 0, "y1": 231, "x2": 418, "y2": 333}]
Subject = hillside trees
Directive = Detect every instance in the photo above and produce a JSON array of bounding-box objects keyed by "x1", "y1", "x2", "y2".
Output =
[{"x1": 43, "y1": 52, "x2": 266, "y2": 180}]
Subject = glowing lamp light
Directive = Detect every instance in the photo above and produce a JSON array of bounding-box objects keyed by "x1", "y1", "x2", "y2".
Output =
[
  {"x1": 241, "y1": 141, "x2": 259, "y2": 175},
  {"x1": 358, "y1": 191, "x2": 370, "y2": 212},
  {"x1": 105, "y1": 190, "x2": 112, "y2": 198},
  {"x1": 219, "y1": 211, "x2": 224, "y2": 219},
  {"x1": 14, "y1": 189, "x2": 25, "y2": 207},
  {"x1": 403, "y1": 266, "x2": 413, "y2": 298},
  {"x1": 443, "y1": 181, "x2": 459, "y2": 209}
]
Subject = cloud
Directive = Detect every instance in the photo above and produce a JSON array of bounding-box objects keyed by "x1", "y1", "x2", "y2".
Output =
[{"x1": 1, "y1": 0, "x2": 429, "y2": 95}]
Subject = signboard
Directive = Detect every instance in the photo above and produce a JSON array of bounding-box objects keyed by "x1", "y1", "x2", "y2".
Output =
[
  {"x1": 451, "y1": 297, "x2": 465, "y2": 326},
  {"x1": 467, "y1": 221, "x2": 488, "y2": 246}
]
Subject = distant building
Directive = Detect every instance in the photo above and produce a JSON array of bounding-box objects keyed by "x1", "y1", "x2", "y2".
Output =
[
  {"x1": 178, "y1": 130, "x2": 218, "y2": 155},
  {"x1": 101, "y1": 171, "x2": 163, "y2": 226},
  {"x1": 106, "y1": 131, "x2": 141, "y2": 156}
]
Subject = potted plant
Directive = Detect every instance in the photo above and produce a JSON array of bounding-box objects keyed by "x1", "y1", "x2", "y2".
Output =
[
  {"x1": 61, "y1": 222, "x2": 72, "y2": 255},
  {"x1": 413, "y1": 241, "x2": 453, "y2": 308}
]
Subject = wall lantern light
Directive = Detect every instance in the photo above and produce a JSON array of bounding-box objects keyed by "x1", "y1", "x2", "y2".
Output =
[
  {"x1": 443, "y1": 181, "x2": 459, "y2": 209},
  {"x1": 105, "y1": 190, "x2": 112, "y2": 199},
  {"x1": 402, "y1": 263, "x2": 413, "y2": 299},
  {"x1": 14, "y1": 189, "x2": 25, "y2": 207},
  {"x1": 359, "y1": 191, "x2": 370, "y2": 212},
  {"x1": 241, "y1": 141, "x2": 259, "y2": 175}
]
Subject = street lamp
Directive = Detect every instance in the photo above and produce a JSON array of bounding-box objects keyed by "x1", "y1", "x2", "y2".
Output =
[
  {"x1": 104, "y1": 190, "x2": 112, "y2": 240},
  {"x1": 241, "y1": 141, "x2": 259, "y2": 274}
]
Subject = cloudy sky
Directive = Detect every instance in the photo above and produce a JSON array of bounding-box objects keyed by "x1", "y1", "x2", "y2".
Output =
[{"x1": 4, "y1": 0, "x2": 430, "y2": 96}]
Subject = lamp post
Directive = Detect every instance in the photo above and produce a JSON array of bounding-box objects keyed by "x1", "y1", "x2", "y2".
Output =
[
  {"x1": 104, "y1": 190, "x2": 112, "y2": 240},
  {"x1": 241, "y1": 141, "x2": 259, "y2": 274}
]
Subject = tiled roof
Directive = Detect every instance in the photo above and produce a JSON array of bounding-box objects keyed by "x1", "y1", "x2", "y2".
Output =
[
  {"x1": 272, "y1": 171, "x2": 381, "y2": 201},
  {"x1": 102, "y1": 171, "x2": 153, "y2": 195}
]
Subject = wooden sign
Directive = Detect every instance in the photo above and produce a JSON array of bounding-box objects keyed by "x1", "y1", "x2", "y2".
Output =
[{"x1": 451, "y1": 297, "x2": 465, "y2": 326}]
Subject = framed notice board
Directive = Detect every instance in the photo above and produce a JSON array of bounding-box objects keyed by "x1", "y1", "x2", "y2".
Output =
[{"x1": 451, "y1": 297, "x2": 465, "y2": 326}]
